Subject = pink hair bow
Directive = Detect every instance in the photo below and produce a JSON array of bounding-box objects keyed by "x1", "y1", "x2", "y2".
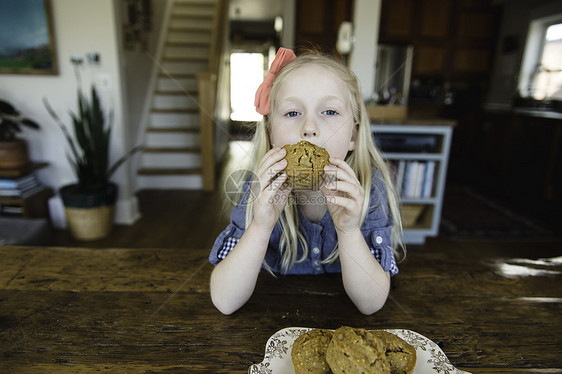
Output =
[{"x1": 254, "y1": 48, "x2": 297, "y2": 116}]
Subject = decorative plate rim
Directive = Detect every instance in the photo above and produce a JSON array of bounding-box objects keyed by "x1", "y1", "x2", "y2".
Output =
[{"x1": 249, "y1": 327, "x2": 471, "y2": 374}]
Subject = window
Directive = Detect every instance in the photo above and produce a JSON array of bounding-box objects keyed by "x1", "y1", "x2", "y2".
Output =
[
  {"x1": 230, "y1": 52, "x2": 265, "y2": 122},
  {"x1": 519, "y1": 16, "x2": 562, "y2": 101},
  {"x1": 534, "y1": 23, "x2": 562, "y2": 100}
]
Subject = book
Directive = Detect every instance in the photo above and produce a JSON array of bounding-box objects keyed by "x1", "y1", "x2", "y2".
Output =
[
  {"x1": 0, "y1": 204, "x2": 24, "y2": 215},
  {"x1": 403, "y1": 161, "x2": 418, "y2": 198},
  {"x1": 395, "y1": 160, "x2": 406, "y2": 196},
  {"x1": 422, "y1": 161, "x2": 436, "y2": 198},
  {"x1": 0, "y1": 185, "x2": 45, "y2": 198},
  {"x1": 0, "y1": 174, "x2": 39, "y2": 189},
  {"x1": 413, "y1": 162, "x2": 426, "y2": 198}
]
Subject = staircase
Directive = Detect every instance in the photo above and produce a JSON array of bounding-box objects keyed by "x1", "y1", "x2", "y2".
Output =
[{"x1": 137, "y1": 0, "x2": 220, "y2": 190}]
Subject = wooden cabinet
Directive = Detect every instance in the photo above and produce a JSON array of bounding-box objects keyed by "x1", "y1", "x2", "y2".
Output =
[
  {"x1": 379, "y1": 0, "x2": 414, "y2": 40},
  {"x1": 379, "y1": 0, "x2": 498, "y2": 78},
  {"x1": 419, "y1": 0, "x2": 452, "y2": 39},
  {"x1": 294, "y1": 0, "x2": 353, "y2": 54},
  {"x1": 371, "y1": 122, "x2": 453, "y2": 244}
]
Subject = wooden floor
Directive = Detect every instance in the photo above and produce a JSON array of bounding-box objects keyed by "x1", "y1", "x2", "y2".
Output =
[{"x1": 54, "y1": 189, "x2": 229, "y2": 250}]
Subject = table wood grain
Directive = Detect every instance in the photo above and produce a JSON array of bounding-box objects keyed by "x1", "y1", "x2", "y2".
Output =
[{"x1": 1, "y1": 244, "x2": 560, "y2": 373}]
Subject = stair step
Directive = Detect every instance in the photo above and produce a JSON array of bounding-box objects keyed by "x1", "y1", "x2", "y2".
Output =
[
  {"x1": 167, "y1": 31, "x2": 211, "y2": 44},
  {"x1": 144, "y1": 146, "x2": 201, "y2": 153},
  {"x1": 138, "y1": 167, "x2": 202, "y2": 176},
  {"x1": 168, "y1": 25, "x2": 213, "y2": 33},
  {"x1": 146, "y1": 132, "x2": 200, "y2": 148},
  {"x1": 174, "y1": 0, "x2": 216, "y2": 6},
  {"x1": 174, "y1": 0, "x2": 215, "y2": 3},
  {"x1": 162, "y1": 56, "x2": 209, "y2": 62},
  {"x1": 158, "y1": 73, "x2": 197, "y2": 79},
  {"x1": 165, "y1": 41, "x2": 210, "y2": 47},
  {"x1": 151, "y1": 108, "x2": 198, "y2": 114},
  {"x1": 161, "y1": 60, "x2": 208, "y2": 75},
  {"x1": 164, "y1": 45, "x2": 210, "y2": 59},
  {"x1": 155, "y1": 89, "x2": 198, "y2": 96},
  {"x1": 136, "y1": 173, "x2": 203, "y2": 190},
  {"x1": 147, "y1": 127, "x2": 199, "y2": 133},
  {"x1": 157, "y1": 76, "x2": 197, "y2": 92},
  {"x1": 172, "y1": 13, "x2": 214, "y2": 20}
]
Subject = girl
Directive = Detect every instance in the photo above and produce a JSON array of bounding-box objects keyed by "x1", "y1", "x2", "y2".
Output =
[{"x1": 209, "y1": 48, "x2": 404, "y2": 315}]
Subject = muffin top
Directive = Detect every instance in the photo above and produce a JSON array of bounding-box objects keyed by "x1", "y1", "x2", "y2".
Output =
[{"x1": 282, "y1": 140, "x2": 330, "y2": 189}]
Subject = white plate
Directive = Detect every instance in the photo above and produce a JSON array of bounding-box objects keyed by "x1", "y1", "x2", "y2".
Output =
[{"x1": 249, "y1": 327, "x2": 471, "y2": 374}]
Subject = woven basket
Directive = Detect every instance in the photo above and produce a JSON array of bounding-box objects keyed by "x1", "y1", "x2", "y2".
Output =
[
  {"x1": 60, "y1": 183, "x2": 117, "y2": 241},
  {"x1": 401, "y1": 204, "x2": 425, "y2": 228},
  {"x1": 64, "y1": 205, "x2": 115, "y2": 240}
]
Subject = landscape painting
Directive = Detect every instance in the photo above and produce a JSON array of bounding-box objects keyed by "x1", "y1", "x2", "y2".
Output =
[{"x1": 0, "y1": 0, "x2": 57, "y2": 75}]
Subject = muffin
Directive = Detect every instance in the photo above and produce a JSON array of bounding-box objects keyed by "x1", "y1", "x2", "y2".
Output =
[
  {"x1": 326, "y1": 326, "x2": 391, "y2": 374},
  {"x1": 291, "y1": 329, "x2": 334, "y2": 374},
  {"x1": 283, "y1": 140, "x2": 330, "y2": 189},
  {"x1": 370, "y1": 331, "x2": 417, "y2": 374}
]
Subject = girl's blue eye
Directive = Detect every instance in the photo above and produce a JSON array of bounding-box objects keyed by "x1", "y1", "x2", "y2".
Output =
[
  {"x1": 323, "y1": 110, "x2": 338, "y2": 116},
  {"x1": 286, "y1": 111, "x2": 300, "y2": 117}
]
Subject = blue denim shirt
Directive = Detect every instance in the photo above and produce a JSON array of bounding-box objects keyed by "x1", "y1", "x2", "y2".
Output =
[{"x1": 209, "y1": 174, "x2": 398, "y2": 276}]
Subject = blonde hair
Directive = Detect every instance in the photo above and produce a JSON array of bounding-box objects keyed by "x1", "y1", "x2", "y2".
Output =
[{"x1": 234, "y1": 52, "x2": 404, "y2": 273}]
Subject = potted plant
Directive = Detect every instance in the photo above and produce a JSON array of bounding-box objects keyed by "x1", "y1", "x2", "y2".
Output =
[
  {"x1": 0, "y1": 100, "x2": 40, "y2": 169},
  {"x1": 44, "y1": 84, "x2": 141, "y2": 241}
]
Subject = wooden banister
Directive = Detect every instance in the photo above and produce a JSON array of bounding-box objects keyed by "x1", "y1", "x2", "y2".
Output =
[{"x1": 198, "y1": 0, "x2": 229, "y2": 191}]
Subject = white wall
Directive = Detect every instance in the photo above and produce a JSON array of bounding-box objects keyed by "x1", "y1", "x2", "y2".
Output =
[
  {"x1": 0, "y1": 0, "x2": 139, "y2": 227},
  {"x1": 349, "y1": 0, "x2": 381, "y2": 100}
]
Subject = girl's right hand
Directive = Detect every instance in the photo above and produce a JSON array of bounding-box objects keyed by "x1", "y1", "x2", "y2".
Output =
[{"x1": 251, "y1": 146, "x2": 292, "y2": 232}]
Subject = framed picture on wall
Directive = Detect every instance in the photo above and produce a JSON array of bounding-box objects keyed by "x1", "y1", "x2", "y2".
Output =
[{"x1": 0, "y1": 0, "x2": 58, "y2": 75}]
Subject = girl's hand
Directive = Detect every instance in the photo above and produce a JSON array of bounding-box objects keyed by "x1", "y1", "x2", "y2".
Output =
[
  {"x1": 321, "y1": 157, "x2": 364, "y2": 234},
  {"x1": 251, "y1": 147, "x2": 292, "y2": 232}
]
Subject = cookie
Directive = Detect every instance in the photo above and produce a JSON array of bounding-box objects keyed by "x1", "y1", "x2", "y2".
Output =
[
  {"x1": 326, "y1": 326, "x2": 391, "y2": 374},
  {"x1": 283, "y1": 140, "x2": 330, "y2": 189},
  {"x1": 291, "y1": 329, "x2": 334, "y2": 374},
  {"x1": 370, "y1": 331, "x2": 417, "y2": 374}
]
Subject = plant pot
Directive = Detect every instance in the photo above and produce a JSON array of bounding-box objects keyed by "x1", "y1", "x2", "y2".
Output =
[
  {"x1": 0, "y1": 139, "x2": 30, "y2": 169},
  {"x1": 59, "y1": 183, "x2": 118, "y2": 241}
]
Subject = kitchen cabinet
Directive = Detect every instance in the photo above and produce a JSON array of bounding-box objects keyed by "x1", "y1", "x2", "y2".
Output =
[
  {"x1": 379, "y1": 0, "x2": 498, "y2": 78},
  {"x1": 294, "y1": 0, "x2": 352, "y2": 54}
]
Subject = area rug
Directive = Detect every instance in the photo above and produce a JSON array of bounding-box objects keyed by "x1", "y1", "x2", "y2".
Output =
[{"x1": 440, "y1": 185, "x2": 556, "y2": 239}]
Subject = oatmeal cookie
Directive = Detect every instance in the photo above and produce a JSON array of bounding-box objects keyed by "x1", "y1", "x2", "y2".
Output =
[
  {"x1": 291, "y1": 329, "x2": 334, "y2": 374},
  {"x1": 326, "y1": 326, "x2": 390, "y2": 374},
  {"x1": 283, "y1": 140, "x2": 330, "y2": 189},
  {"x1": 370, "y1": 331, "x2": 416, "y2": 374}
]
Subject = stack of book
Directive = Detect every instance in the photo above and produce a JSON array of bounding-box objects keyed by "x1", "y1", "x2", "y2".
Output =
[
  {"x1": 0, "y1": 174, "x2": 44, "y2": 199},
  {"x1": 388, "y1": 160, "x2": 436, "y2": 199}
]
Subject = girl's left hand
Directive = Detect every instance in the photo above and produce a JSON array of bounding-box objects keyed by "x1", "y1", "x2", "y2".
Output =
[{"x1": 320, "y1": 158, "x2": 364, "y2": 234}]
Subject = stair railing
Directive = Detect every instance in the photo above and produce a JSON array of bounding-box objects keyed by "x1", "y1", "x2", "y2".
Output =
[{"x1": 198, "y1": 0, "x2": 229, "y2": 191}]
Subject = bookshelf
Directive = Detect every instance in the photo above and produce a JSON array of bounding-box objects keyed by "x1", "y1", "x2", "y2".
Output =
[
  {"x1": 0, "y1": 163, "x2": 53, "y2": 218},
  {"x1": 371, "y1": 123, "x2": 453, "y2": 244}
]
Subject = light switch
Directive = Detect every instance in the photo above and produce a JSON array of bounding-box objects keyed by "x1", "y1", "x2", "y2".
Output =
[{"x1": 95, "y1": 73, "x2": 112, "y2": 91}]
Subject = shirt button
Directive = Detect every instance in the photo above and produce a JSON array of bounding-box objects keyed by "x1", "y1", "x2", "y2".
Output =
[
  {"x1": 375, "y1": 236, "x2": 383, "y2": 244},
  {"x1": 312, "y1": 247, "x2": 320, "y2": 255}
]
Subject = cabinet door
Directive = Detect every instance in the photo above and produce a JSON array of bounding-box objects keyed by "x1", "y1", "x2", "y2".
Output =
[
  {"x1": 379, "y1": 0, "x2": 414, "y2": 41},
  {"x1": 414, "y1": 46, "x2": 446, "y2": 74},
  {"x1": 453, "y1": 48, "x2": 490, "y2": 73},
  {"x1": 419, "y1": 0, "x2": 452, "y2": 39},
  {"x1": 295, "y1": 0, "x2": 353, "y2": 54}
]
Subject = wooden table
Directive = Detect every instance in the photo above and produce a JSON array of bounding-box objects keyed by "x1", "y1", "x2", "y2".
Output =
[{"x1": 1, "y1": 244, "x2": 560, "y2": 373}]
